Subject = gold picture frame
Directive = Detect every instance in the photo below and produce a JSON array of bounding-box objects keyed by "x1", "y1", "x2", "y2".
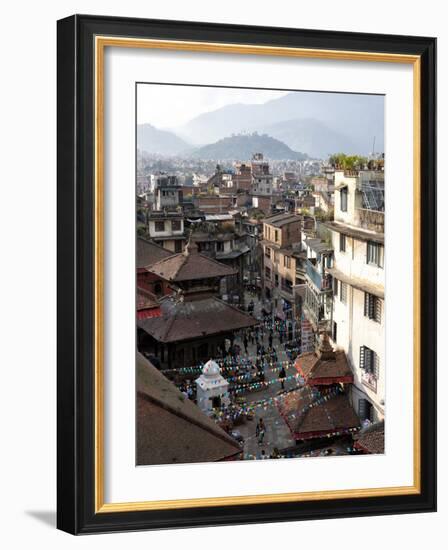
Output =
[{"x1": 57, "y1": 15, "x2": 436, "y2": 534}]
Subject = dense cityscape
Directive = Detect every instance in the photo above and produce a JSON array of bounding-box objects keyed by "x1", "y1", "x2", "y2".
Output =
[{"x1": 136, "y1": 146, "x2": 385, "y2": 465}]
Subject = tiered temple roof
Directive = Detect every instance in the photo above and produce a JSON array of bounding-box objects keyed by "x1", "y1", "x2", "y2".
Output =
[
  {"x1": 139, "y1": 239, "x2": 256, "y2": 343},
  {"x1": 138, "y1": 296, "x2": 256, "y2": 343},
  {"x1": 294, "y1": 333, "x2": 354, "y2": 386},
  {"x1": 278, "y1": 333, "x2": 359, "y2": 440},
  {"x1": 146, "y1": 240, "x2": 237, "y2": 282},
  {"x1": 277, "y1": 386, "x2": 360, "y2": 441}
]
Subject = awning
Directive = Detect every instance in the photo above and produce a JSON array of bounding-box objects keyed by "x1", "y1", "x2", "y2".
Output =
[
  {"x1": 326, "y1": 267, "x2": 384, "y2": 299},
  {"x1": 324, "y1": 221, "x2": 384, "y2": 244}
]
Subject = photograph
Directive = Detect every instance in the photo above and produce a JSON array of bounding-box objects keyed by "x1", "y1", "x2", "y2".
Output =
[{"x1": 135, "y1": 84, "x2": 385, "y2": 466}]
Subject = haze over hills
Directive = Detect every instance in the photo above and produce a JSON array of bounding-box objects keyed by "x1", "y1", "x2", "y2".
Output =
[
  {"x1": 173, "y1": 91, "x2": 384, "y2": 158},
  {"x1": 189, "y1": 133, "x2": 308, "y2": 161},
  {"x1": 260, "y1": 118, "x2": 358, "y2": 159},
  {"x1": 137, "y1": 123, "x2": 191, "y2": 156}
]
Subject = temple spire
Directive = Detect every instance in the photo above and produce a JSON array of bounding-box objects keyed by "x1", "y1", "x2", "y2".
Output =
[
  {"x1": 316, "y1": 331, "x2": 335, "y2": 360},
  {"x1": 183, "y1": 238, "x2": 198, "y2": 256}
]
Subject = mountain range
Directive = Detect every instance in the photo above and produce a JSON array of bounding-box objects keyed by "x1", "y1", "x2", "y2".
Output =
[
  {"x1": 137, "y1": 91, "x2": 384, "y2": 159},
  {"x1": 173, "y1": 91, "x2": 384, "y2": 158},
  {"x1": 137, "y1": 123, "x2": 190, "y2": 156},
  {"x1": 189, "y1": 133, "x2": 307, "y2": 161}
]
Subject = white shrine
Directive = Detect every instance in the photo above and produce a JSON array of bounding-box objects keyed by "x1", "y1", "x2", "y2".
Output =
[{"x1": 195, "y1": 360, "x2": 230, "y2": 414}]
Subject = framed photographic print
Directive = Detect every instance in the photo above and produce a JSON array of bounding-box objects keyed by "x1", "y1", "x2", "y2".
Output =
[{"x1": 57, "y1": 14, "x2": 436, "y2": 534}]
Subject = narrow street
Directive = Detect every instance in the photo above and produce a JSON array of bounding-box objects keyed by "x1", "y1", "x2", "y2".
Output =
[{"x1": 232, "y1": 292, "x2": 300, "y2": 459}]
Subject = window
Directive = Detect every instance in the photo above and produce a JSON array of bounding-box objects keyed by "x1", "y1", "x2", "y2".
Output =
[
  {"x1": 265, "y1": 266, "x2": 271, "y2": 280},
  {"x1": 274, "y1": 274, "x2": 279, "y2": 287},
  {"x1": 265, "y1": 246, "x2": 271, "y2": 258},
  {"x1": 359, "y1": 345, "x2": 380, "y2": 378},
  {"x1": 333, "y1": 277, "x2": 338, "y2": 297},
  {"x1": 358, "y1": 399, "x2": 373, "y2": 422},
  {"x1": 339, "y1": 233, "x2": 346, "y2": 252},
  {"x1": 332, "y1": 320, "x2": 337, "y2": 343},
  {"x1": 171, "y1": 220, "x2": 181, "y2": 231},
  {"x1": 174, "y1": 240, "x2": 183, "y2": 253},
  {"x1": 367, "y1": 241, "x2": 384, "y2": 267},
  {"x1": 217, "y1": 241, "x2": 224, "y2": 252},
  {"x1": 340, "y1": 186, "x2": 348, "y2": 212},
  {"x1": 364, "y1": 292, "x2": 382, "y2": 323},
  {"x1": 340, "y1": 281, "x2": 347, "y2": 303},
  {"x1": 275, "y1": 230, "x2": 279, "y2": 243},
  {"x1": 284, "y1": 255, "x2": 291, "y2": 268},
  {"x1": 154, "y1": 220, "x2": 165, "y2": 232}
]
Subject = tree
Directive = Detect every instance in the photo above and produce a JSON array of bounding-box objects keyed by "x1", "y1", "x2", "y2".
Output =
[{"x1": 328, "y1": 153, "x2": 367, "y2": 170}]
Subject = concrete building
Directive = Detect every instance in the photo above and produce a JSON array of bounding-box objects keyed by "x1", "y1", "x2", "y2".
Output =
[
  {"x1": 251, "y1": 153, "x2": 273, "y2": 195},
  {"x1": 301, "y1": 236, "x2": 334, "y2": 334},
  {"x1": 233, "y1": 162, "x2": 252, "y2": 191},
  {"x1": 147, "y1": 211, "x2": 185, "y2": 253},
  {"x1": 261, "y1": 213, "x2": 303, "y2": 330},
  {"x1": 236, "y1": 215, "x2": 264, "y2": 287},
  {"x1": 324, "y1": 169, "x2": 385, "y2": 423},
  {"x1": 149, "y1": 173, "x2": 178, "y2": 193},
  {"x1": 191, "y1": 214, "x2": 250, "y2": 305},
  {"x1": 154, "y1": 184, "x2": 183, "y2": 211},
  {"x1": 197, "y1": 194, "x2": 236, "y2": 214}
]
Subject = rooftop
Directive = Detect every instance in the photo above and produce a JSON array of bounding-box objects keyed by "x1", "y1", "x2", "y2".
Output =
[
  {"x1": 204, "y1": 214, "x2": 234, "y2": 222},
  {"x1": 138, "y1": 296, "x2": 256, "y2": 343},
  {"x1": 263, "y1": 213, "x2": 301, "y2": 228},
  {"x1": 277, "y1": 387, "x2": 360, "y2": 440},
  {"x1": 136, "y1": 287, "x2": 159, "y2": 311},
  {"x1": 295, "y1": 335, "x2": 353, "y2": 385},
  {"x1": 353, "y1": 420, "x2": 385, "y2": 454},
  {"x1": 304, "y1": 237, "x2": 334, "y2": 254},
  {"x1": 137, "y1": 237, "x2": 172, "y2": 270},
  {"x1": 137, "y1": 353, "x2": 241, "y2": 465},
  {"x1": 147, "y1": 241, "x2": 237, "y2": 282}
]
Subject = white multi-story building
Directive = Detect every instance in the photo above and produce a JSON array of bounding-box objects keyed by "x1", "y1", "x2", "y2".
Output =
[
  {"x1": 325, "y1": 169, "x2": 385, "y2": 423},
  {"x1": 147, "y1": 211, "x2": 185, "y2": 253}
]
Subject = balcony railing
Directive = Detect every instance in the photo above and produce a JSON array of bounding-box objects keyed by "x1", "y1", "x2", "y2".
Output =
[
  {"x1": 281, "y1": 282, "x2": 293, "y2": 294},
  {"x1": 357, "y1": 208, "x2": 384, "y2": 233},
  {"x1": 306, "y1": 260, "x2": 321, "y2": 289},
  {"x1": 305, "y1": 260, "x2": 332, "y2": 292}
]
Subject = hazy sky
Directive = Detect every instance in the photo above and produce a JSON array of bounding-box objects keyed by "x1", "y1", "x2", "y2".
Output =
[{"x1": 137, "y1": 84, "x2": 288, "y2": 129}]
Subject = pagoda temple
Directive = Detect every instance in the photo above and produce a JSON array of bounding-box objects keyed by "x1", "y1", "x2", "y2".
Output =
[
  {"x1": 137, "y1": 240, "x2": 257, "y2": 369},
  {"x1": 277, "y1": 332, "x2": 360, "y2": 442}
]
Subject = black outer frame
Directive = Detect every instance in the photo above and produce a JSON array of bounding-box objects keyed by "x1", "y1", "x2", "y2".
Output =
[{"x1": 57, "y1": 14, "x2": 436, "y2": 535}]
